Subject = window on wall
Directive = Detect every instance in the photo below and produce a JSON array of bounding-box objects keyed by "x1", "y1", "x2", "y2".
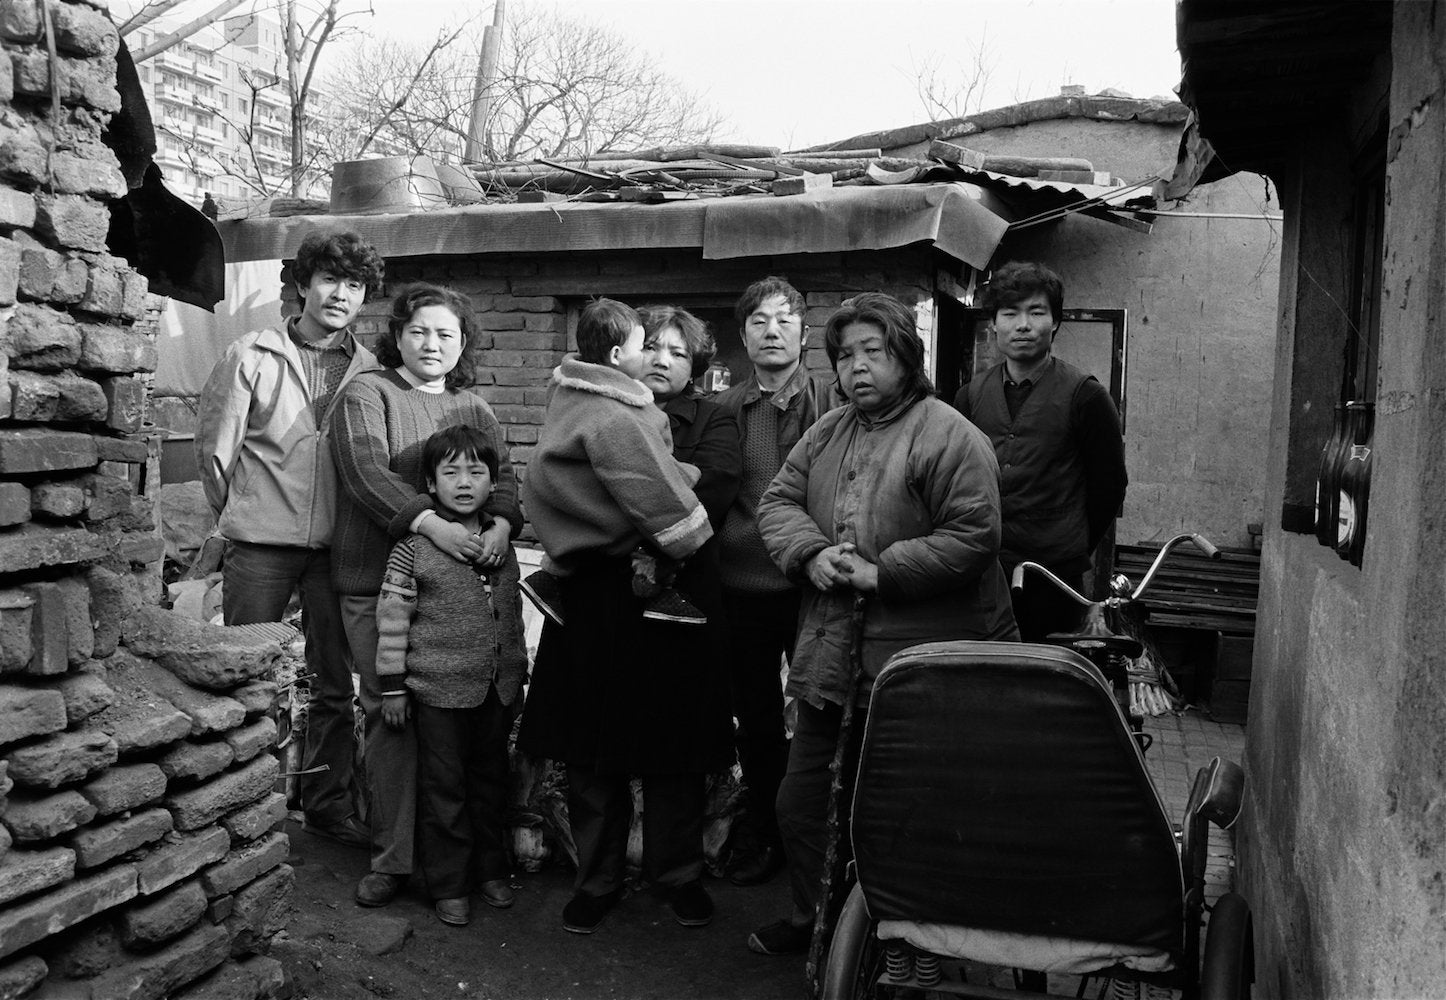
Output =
[
  {"x1": 1278, "y1": 117, "x2": 1386, "y2": 536},
  {"x1": 1345, "y1": 142, "x2": 1384, "y2": 405}
]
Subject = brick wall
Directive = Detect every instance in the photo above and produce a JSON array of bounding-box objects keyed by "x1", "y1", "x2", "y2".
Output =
[
  {"x1": 0, "y1": 3, "x2": 288, "y2": 997},
  {"x1": 279, "y1": 246, "x2": 935, "y2": 488}
]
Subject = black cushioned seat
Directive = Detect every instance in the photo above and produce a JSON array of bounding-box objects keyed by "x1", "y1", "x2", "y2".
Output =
[{"x1": 850, "y1": 641, "x2": 1184, "y2": 957}]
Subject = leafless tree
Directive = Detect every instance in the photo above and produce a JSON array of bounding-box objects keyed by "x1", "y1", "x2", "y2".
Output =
[
  {"x1": 321, "y1": 3, "x2": 725, "y2": 165},
  {"x1": 911, "y1": 29, "x2": 995, "y2": 122}
]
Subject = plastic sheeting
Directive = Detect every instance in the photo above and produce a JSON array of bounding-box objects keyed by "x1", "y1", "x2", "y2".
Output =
[
  {"x1": 215, "y1": 182, "x2": 1012, "y2": 269},
  {"x1": 155, "y1": 259, "x2": 284, "y2": 396}
]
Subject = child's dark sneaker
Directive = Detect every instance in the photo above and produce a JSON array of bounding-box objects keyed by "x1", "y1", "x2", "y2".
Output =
[
  {"x1": 521, "y1": 570, "x2": 566, "y2": 626},
  {"x1": 668, "y1": 881, "x2": 714, "y2": 927},
  {"x1": 747, "y1": 918, "x2": 813, "y2": 955},
  {"x1": 562, "y1": 888, "x2": 622, "y2": 934},
  {"x1": 642, "y1": 587, "x2": 707, "y2": 625}
]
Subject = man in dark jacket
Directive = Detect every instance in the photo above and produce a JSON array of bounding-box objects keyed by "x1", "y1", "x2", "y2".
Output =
[
  {"x1": 954, "y1": 261, "x2": 1128, "y2": 641},
  {"x1": 713, "y1": 276, "x2": 838, "y2": 886}
]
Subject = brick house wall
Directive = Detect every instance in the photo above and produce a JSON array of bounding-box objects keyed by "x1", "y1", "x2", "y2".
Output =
[
  {"x1": 279, "y1": 245, "x2": 937, "y2": 519},
  {"x1": 1, "y1": 3, "x2": 292, "y2": 997}
]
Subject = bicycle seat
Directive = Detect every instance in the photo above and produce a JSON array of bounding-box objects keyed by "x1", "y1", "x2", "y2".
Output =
[{"x1": 850, "y1": 641, "x2": 1182, "y2": 958}]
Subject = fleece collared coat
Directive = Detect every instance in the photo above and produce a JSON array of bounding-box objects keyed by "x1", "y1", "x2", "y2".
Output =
[
  {"x1": 518, "y1": 367, "x2": 729, "y2": 774},
  {"x1": 522, "y1": 358, "x2": 711, "y2": 570},
  {"x1": 757, "y1": 394, "x2": 1018, "y2": 709},
  {"x1": 195, "y1": 325, "x2": 379, "y2": 548}
]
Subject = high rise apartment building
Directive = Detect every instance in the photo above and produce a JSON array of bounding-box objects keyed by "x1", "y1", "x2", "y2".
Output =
[{"x1": 127, "y1": 15, "x2": 328, "y2": 208}]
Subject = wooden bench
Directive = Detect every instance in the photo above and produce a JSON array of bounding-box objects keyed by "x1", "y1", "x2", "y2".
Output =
[
  {"x1": 1113, "y1": 544, "x2": 1260, "y2": 721},
  {"x1": 1113, "y1": 544, "x2": 1260, "y2": 637}
]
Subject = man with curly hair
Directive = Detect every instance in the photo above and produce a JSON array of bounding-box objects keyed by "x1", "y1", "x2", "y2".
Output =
[{"x1": 196, "y1": 229, "x2": 386, "y2": 849}]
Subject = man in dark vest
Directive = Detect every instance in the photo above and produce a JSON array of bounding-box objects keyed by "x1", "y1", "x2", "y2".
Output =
[
  {"x1": 713, "y1": 276, "x2": 838, "y2": 887},
  {"x1": 954, "y1": 261, "x2": 1127, "y2": 641}
]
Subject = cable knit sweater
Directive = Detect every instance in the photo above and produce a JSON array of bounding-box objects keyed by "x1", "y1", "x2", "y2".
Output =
[
  {"x1": 374, "y1": 526, "x2": 527, "y2": 709},
  {"x1": 329, "y1": 368, "x2": 521, "y2": 596},
  {"x1": 523, "y1": 357, "x2": 711, "y2": 572}
]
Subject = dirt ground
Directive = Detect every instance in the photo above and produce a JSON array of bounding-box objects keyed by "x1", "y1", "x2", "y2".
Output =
[{"x1": 271, "y1": 817, "x2": 805, "y2": 1000}]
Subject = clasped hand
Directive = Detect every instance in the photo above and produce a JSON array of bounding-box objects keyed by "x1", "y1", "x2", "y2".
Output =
[
  {"x1": 422, "y1": 515, "x2": 510, "y2": 567},
  {"x1": 805, "y1": 542, "x2": 878, "y2": 593}
]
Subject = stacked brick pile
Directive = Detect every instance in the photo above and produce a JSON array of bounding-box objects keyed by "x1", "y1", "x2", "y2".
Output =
[{"x1": 0, "y1": 2, "x2": 292, "y2": 997}]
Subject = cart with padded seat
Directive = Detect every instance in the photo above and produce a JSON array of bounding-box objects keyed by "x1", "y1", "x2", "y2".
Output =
[{"x1": 821, "y1": 641, "x2": 1252, "y2": 1000}]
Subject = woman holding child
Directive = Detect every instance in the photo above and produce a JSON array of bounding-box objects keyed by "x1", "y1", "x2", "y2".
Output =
[
  {"x1": 519, "y1": 299, "x2": 738, "y2": 935},
  {"x1": 747, "y1": 292, "x2": 1018, "y2": 956},
  {"x1": 330, "y1": 283, "x2": 524, "y2": 925}
]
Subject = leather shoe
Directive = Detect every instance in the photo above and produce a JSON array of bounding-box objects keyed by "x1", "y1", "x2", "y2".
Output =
[
  {"x1": 354, "y1": 872, "x2": 406, "y2": 907},
  {"x1": 435, "y1": 897, "x2": 471, "y2": 926},
  {"x1": 748, "y1": 918, "x2": 813, "y2": 956},
  {"x1": 480, "y1": 878, "x2": 515, "y2": 909},
  {"x1": 668, "y1": 881, "x2": 714, "y2": 928},
  {"x1": 303, "y1": 815, "x2": 370, "y2": 850},
  {"x1": 729, "y1": 844, "x2": 785, "y2": 887},
  {"x1": 562, "y1": 889, "x2": 622, "y2": 934}
]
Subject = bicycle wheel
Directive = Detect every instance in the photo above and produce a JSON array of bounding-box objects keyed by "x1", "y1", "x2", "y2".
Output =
[{"x1": 821, "y1": 884, "x2": 890, "y2": 999}]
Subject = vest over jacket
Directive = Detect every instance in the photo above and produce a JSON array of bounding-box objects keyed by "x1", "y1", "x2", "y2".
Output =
[{"x1": 967, "y1": 357, "x2": 1094, "y2": 572}]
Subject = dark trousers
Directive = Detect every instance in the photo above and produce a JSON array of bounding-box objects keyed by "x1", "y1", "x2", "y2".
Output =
[
  {"x1": 776, "y1": 699, "x2": 867, "y2": 926},
  {"x1": 223, "y1": 541, "x2": 355, "y2": 826},
  {"x1": 723, "y1": 587, "x2": 798, "y2": 850},
  {"x1": 566, "y1": 765, "x2": 705, "y2": 898},
  {"x1": 341, "y1": 595, "x2": 416, "y2": 875},
  {"x1": 415, "y1": 692, "x2": 512, "y2": 899},
  {"x1": 1009, "y1": 567, "x2": 1088, "y2": 644}
]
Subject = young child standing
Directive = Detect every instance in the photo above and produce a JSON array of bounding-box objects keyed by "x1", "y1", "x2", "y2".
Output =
[{"x1": 373, "y1": 424, "x2": 528, "y2": 927}]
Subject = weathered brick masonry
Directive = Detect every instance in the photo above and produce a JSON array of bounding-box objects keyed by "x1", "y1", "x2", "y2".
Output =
[
  {"x1": 0, "y1": 3, "x2": 288, "y2": 997},
  {"x1": 277, "y1": 246, "x2": 933, "y2": 525}
]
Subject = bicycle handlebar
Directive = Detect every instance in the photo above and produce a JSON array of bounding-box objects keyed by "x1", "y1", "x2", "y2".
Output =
[
  {"x1": 1011, "y1": 532, "x2": 1221, "y2": 606},
  {"x1": 1127, "y1": 532, "x2": 1220, "y2": 601}
]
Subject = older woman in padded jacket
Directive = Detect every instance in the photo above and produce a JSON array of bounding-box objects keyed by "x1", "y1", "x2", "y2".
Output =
[{"x1": 745, "y1": 292, "x2": 1018, "y2": 957}]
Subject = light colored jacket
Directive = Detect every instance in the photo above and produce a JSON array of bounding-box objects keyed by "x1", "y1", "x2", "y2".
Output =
[
  {"x1": 195, "y1": 326, "x2": 379, "y2": 548},
  {"x1": 758, "y1": 395, "x2": 1018, "y2": 709}
]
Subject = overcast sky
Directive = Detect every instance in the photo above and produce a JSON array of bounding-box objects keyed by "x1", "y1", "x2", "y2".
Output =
[
  {"x1": 330, "y1": 0, "x2": 1182, "y2": 149},
  {"x1": 122, "y1": 0, "x2": 1182, "y2": 150}
]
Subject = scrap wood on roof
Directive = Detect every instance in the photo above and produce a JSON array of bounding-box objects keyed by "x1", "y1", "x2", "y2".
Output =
[{"x1": 464, "y1": 138, "x2": 1159, "y2": 234}]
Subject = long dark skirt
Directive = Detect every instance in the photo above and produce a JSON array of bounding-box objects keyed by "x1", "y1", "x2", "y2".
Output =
[{"x1": 517, "y1": 552, "x2": 734, "y2": 776}]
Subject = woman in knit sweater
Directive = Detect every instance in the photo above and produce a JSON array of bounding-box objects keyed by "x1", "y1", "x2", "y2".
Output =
[{"x1": 330, "y1": 283, "x2": 522, "y2": 911}]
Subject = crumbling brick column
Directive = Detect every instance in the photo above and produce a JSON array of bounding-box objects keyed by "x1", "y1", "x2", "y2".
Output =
[{"x1": 0, "y1": 4, "x2": 291, "y2": 998}]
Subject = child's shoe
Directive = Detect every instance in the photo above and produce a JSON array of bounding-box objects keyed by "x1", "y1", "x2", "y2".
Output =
[
  {"x1": 520, "y1": 570, "x2": 565, "y2": 626},
  {"x1": 435, "y1": 897, "x2": 471, "y2": 926},
  {"x1": 642, "y1": 587, "x2": 707, "y2": 625}
]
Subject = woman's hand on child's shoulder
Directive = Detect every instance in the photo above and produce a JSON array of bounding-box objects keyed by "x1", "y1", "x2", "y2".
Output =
[
  {"x1": 420, "y1": 515, "x2": 484, "y2": 563},
  {"x1": 477, "y1": 518, "x2": 511, "y2": 568}
]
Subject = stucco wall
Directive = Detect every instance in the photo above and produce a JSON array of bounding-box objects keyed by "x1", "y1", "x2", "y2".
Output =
[
  {"x1": 980, "y1": 119, "x2": 1280, "y2": 549},
  {"x1": 1240, "y1": 6, "x2": 1446, "y2": 997}
]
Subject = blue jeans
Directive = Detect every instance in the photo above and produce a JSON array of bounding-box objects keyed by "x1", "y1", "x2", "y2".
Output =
[{"x1": 223, "y1": 541, "x2": 356, "y2": 826}]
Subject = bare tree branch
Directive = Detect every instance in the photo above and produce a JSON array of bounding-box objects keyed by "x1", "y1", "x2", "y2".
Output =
[
  {"x1": 910, "y1": 29, "x2": 995, "y2": 122},
  {"x1": 130, "y1": 0, "x2": 252, "y2": 61},
  {"x1": 320, "y1": 2, "x2": 724, "y2": 168}
]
